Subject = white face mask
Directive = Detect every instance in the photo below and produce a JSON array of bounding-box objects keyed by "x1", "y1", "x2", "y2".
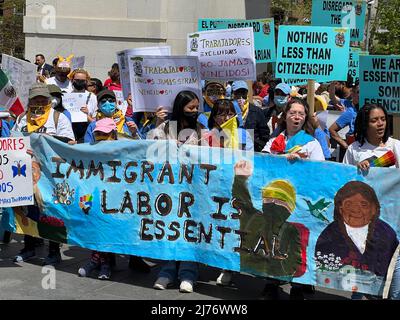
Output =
[{"x1": 51, "y1": 97, "x2": 61, "y2": 108}]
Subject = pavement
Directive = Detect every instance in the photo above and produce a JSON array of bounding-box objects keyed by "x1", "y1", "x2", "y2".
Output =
[{"x1": 0, "y1": 234, "x2": 352, "y2": 300}]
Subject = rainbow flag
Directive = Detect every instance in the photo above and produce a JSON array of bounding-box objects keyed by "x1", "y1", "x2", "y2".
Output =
[{"x1": 369, "y1": 150, "x2": 397, "y2": 168}]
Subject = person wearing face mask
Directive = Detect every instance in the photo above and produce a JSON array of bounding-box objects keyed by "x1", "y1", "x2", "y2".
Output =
[
  {"x1": 47, "y1": 84, "x2": 72, "y2": 122},
  {"x1": 265, "y1": 82, "x2": 291, "y2": 135},
  {"x1": 84, "y1": 90, "x2": 140, "y2": 143},
  {"x1": 46, "y1": 57, "x2": 73, "y2": 93},
  {"x1": 67, "y1": 69, "x2": 100, "y2": 142},
  {"x1": 152, "y1": 91, "x2": 203, "y2": 294},
  {"x1": 12, "y1": 83, "x2": 75, "y2": 265},
  {"x1": 231, "y1": 81, "x2": 269, "y2": 152}
]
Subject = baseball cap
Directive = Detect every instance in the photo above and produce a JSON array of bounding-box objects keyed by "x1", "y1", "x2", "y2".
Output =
[
  {"x1": 275, "y1": 83, "x2": 291, "y2": 95},
  {"x1": 232, "y1": 81, "x2": 248, "y2": 92},
  {"x1": 47, "y1": 84, "x2": 63, "y2": 96},
  {"x1": 97, "y1": 89, "x2": 116, "y2": 103},
  {"x1": 93, "y1": 118, "x2": 117, "y2": 134},
  {"x1": 29, "y1": 83, "x2": 51, "y2": 100}
]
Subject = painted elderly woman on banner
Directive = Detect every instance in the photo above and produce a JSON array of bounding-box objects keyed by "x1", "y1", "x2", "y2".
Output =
[{"x1": 315, "y1": 181, "x2": 399, "y2": 295}]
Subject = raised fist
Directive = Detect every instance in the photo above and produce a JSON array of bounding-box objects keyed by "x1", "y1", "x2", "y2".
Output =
[{"x1": 234, "y1": 160, "x2": 253, "y2": 177}]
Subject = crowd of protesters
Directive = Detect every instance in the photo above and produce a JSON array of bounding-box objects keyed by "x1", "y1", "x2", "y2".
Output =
[{"x1": 0, "y1": 53, "x2": 399, "y2": 300}]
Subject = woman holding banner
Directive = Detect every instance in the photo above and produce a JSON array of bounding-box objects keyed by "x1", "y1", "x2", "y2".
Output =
[
  {"x1": 343, "y1": 104, "x2": 400, "y2": 300},
  {"x1": 152, "y1": 90, "x2": 203, "y2": 293}
]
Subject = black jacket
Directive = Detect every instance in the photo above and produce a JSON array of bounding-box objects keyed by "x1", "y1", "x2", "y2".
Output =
[{"x1": 244, "y1": 104, "x2": 269, "y2": 152}]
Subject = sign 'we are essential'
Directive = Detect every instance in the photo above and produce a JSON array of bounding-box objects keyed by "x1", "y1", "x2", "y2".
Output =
[
  {"x1": 360, "y1": 55, "x2": 400, "y2": 114},
  {"x1": 129, "y1": 55, "x2": 202, "y2": 113},
  {"x1": 276, "y1": 26, "x2": 350, "y2": 82},
  {"x1": 198, "y1": 18, "x2": 276, "y2": 63},
  {"x1": 187, "y1": 28, "x2": 256, "y2": 81},
  {"x1": 3, "y1": 134, "x2": 400, "y2": 297},
  {"x1": 0, "y1": 137, "x2": 33, "y2": 207},
  {"x1": 312, "y1": 0, "x2": 367, "y2": 42}
]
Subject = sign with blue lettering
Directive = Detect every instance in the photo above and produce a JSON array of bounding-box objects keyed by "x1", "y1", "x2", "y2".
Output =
[
  {"x1": 198, "y1": 18, "x2": 276, "y2": 63},
  {"x1": 359, "y1": 55, "x2": 400, "y2": 114},
  {"x1": 276, "y1": 26, "x2": 350, "y2": 82},
  {"x1": 0, "y1": 137, "x2": 33, "y2": 207},
  {"x1": 311, "y1": 0, "x2": 367, "y2": 41}
]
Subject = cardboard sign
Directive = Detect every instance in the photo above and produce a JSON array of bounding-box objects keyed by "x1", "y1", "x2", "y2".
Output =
[
  {"x1": 129, "y1": 55, "x2": 202, "y2": 113},
  {"x1": 62, "y1": 92, "x2": 90, "y2": 122},
  {"x1": 1, "y1": 54, "x2": 37, "y2": 108},
  {"x1": 348, "y1": 47, "x2": 368, "y2": 83},
  {"x1": 187, "y1": 28, "x2": 256, "y2": 81},
  {"x1": 311, "y1": 0, "x2": 367, "y2": 41},
  {"x1": 198, "y1": 18, "x2": 276, "y2": 63},
  {"x1": 275, "y1": 26, "x2": 350, "y2": 82},
  {"x1": 114, "y1": 90, "x2": 128, "y2": 115},
  {"x1": 359, "y1": 55, "x2": 400, "y2": 114},
  {"x1": 0, "y1": 137, "x2": 33, "y2": 207},
  {"x1": 116, "y1": 46, "x2": 172, "y2": 100}
]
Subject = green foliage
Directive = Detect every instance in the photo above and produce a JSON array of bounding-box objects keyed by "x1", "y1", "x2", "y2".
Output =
[
  {"x1": 370, "y1": 0, "x2": 400, "y2": 54},
  {"x1": 0, "y1": 0, "x2": 25, "y2": 59}
]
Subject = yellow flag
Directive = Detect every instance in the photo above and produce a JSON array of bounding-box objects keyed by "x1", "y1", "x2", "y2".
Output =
[{"x1": 220, "y1": 116, "x2": 239, "y2": 149}]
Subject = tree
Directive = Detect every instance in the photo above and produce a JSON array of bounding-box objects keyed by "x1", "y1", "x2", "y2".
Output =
[
  {"x1": 0, "y1": 0, "x2": 25, "y2": 59},
  {"x1": 369, "y1": 0, "x2": 400, "y2": 54}
]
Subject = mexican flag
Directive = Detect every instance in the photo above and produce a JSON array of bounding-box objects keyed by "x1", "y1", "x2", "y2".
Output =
[{"x1": 0, "y1": 69, "x2": 25, "y2": 116}]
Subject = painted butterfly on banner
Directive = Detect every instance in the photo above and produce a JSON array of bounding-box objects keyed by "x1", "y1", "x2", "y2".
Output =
[{"x1": 12, "y1": 161, "x2": 27, "y2": 178}]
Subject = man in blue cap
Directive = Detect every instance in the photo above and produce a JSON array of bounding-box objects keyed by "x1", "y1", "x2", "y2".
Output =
[{"x1": 231, "y1": 80, "x2": 269, "y2": 152}]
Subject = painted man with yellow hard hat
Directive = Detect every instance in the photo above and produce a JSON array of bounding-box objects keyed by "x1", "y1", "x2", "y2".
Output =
[{"x1": 231, "y1": 160, "x2": 305, "y2": 278}]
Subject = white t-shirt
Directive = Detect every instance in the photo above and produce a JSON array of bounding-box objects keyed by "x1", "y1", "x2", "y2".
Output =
[
  {"x1": 71, "y1": 90, "x2": 98, "y2": 119},
  {"x1": 13, "y1": 108, "x2": 75, "y2": 141},
  {"x1": 46, "y1": 77, "x2": 73, "y2": 93},
  {"x1": 343, "y1": 137, "x2": 400, "y2": 168},
  {"x1": 262, "y1": 131, "x2": 325, "y2": 161},
  {"x1": 344, "y1": 223, "x2": 369, "y2": 254}
]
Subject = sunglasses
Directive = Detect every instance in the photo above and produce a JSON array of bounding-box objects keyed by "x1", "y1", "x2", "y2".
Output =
[{"x1": 100, "y1": 98, "x2": 116, "y2": 104}]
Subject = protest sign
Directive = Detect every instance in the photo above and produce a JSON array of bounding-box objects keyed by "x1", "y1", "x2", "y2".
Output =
[
  {"x1": 275, "y1": 26, "x2": 350, "y2": 82},
  {"x1": 116, "y1": 46, "x2": 171, "y2": 100},
  {"x1": 0, "y1": 137, "x2": 33, "y2": 207},
  {"x1": 62, "y1": 92, "x2": 90, "y2": 122},
  {"x1": 71, "y1": 56, "x2": 85, "y2": 70},
  {"x1": 187, "y1": 28, "x2": 256, "y2": 81},
  {"x1": 348, "y1": 47, "x2": 368, "y2": 83},
  {"x1": 198, "y1": 18, "x2": 276, "y2": 63},
  {"x1": 311, "y1": 0, "x2": 367, "y2": 41},
  {"x1": 359, "y1": 55, "x2": 400, "y2": 114},
  {"x1": 1, "y1": 54, "x2": 37, "y2": 108},
  {"x1": 114, "y1": 90, "x2": 128, "y2": 115},
  {"x1": 2, "y1": 133, "x2": 400, "y2": 297},
  {"x1": 129, "y1": 55, "x2": 202, "y2": 113},
  {"x1": 282, "y1": 78, "x2": 308, "y2": 86}
]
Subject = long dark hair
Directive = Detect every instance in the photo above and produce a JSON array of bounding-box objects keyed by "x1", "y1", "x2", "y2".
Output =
[
  {"x1": 354, "y1": 104, "x2": 389, "y2": 146},
  {"x1": 277, "y1": 97, "x2": 315, "y2": 136},
  {"x1": 171, "y1": 90, "x2": 199, "y2": 132}
]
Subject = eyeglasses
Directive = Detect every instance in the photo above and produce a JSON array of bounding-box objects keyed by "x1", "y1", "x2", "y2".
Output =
[
  {"x1": 206, "y1": 89, "x2": 225, "y2": 96},
  {"x1": 288, "y1": 111, "x2": 306, "y2": 118},
  {"x1": 29, "y1": 106, "x2": 47, "y2": 115}
]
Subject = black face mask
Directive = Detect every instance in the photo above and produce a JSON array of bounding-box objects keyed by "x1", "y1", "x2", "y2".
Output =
[
  {"x1": 73, "y1": 79, "x2": 87, "y2": 91},
  {"x1": 183, "y1": 111, "x2": 198, "y2": 126}
]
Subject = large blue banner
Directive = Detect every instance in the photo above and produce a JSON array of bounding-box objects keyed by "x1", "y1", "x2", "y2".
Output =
[{"x1": 2, "y1": 134, "x2": 400, "y2": 296}]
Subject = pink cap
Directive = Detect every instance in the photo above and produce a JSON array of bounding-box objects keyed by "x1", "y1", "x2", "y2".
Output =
[{"x1": 93, "y1": 118, "x2": 117, "y2": 134}]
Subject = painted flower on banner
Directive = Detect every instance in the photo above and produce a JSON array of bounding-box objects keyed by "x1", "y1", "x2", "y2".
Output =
[
  {"x1": 52, "y1": 181, "x2": 75, "y2": 205},
  {"x1": 315, "y1": 252, "x2": 343, "y2": 272}
]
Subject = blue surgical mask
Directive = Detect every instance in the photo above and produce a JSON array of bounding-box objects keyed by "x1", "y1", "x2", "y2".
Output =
[
  {"x1": 99, "y1": 101, "x2": 116, "y2": 116},
  {"x1": 274, "y1": 96, "x2": 288, "y2": 108}
]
